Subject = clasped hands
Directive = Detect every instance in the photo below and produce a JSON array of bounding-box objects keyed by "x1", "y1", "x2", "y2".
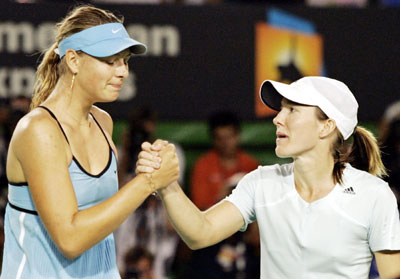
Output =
[{"x1": 136, "y1": 139, "x2": 180, "y2": 193}]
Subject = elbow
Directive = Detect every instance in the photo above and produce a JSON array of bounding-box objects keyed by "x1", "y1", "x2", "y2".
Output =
[
  {"x1": 378, "y1": 267, "x2": 400, "y2": 279},
  {"x1": 184, "y1": 236, "x2": 212, "y2": 250},
  {"x1": 60, "y1": 247, "x2": 82, "y2": 260},
  {"x1": 190, "y1": 244, "x2": 208, "y2": 250},
  {"x1": 186, "y1": 241, "x2": 203, "y2": 250},
  {"x1": 54, "y1": 236, "x2": 84, "y2": 260},
  {"x1": 58, "y1": 243, "x2": 84, "y2": 260},
  {"x1": 182, "y1": 219, "x2": 217, "y2": 250}
]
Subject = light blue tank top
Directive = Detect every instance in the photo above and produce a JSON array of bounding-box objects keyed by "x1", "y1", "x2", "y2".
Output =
[{"x1": 1, "y1": 106, "x2": 120, "y2": 279}]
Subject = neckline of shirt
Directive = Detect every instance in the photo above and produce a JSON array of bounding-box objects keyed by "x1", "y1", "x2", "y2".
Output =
[{"x1": 291, "y1": 174, "x2": 341, "y2": 207}]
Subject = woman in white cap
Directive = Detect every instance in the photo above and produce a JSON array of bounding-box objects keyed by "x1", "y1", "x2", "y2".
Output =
[
  {"x1": 1, "y1": 5, "x2": 179, "y2": 279},
  {"x1": 138, "y1": 76, "x2": 400, "y2": 278}
]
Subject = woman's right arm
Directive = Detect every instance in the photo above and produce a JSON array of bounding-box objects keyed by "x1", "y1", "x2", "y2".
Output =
[
  {"x1": 9, "y1": 113, "x2": 179, "y2": 259},
  {"x1": 158, "y1": 182, "x2": 244, "y2": 250},
  {"x1": 137, "y1": 140, "x2": 245, "y2": 249}
]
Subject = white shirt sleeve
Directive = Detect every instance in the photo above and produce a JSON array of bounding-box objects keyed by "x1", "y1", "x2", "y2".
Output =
[
  {"x1": 369, "y1": 183, "x2": 400, "y2": 252},
  {"x1": 224, "y1": 169, "x2": 258, "y2": 232}
]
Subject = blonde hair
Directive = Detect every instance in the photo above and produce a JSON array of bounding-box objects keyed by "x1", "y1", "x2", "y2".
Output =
[
  {"x1": 316, "y1": 109, "x2": 387, "y2": 184},
  {"x1": 31, "y1": 5, "x2": 123, "y2": 110}
]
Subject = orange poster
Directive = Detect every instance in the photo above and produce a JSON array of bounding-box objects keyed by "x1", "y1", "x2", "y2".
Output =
[{"x1": 255, "y1": 22, "x2": 323, "y2": 117}]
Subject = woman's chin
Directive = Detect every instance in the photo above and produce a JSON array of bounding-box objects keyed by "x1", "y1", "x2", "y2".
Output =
[
  {"x1": 98, "y1": 92, "x2": 119, "y2": 103},
  {"x1": 275, "y1": 148, "x2": 291, "y2": 159}
]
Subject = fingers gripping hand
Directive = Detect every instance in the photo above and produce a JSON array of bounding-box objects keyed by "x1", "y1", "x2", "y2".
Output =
[
  {"x1": 150, "y1": 143, "x2": 180, "y2": 191},
  {"x1": 150, "y1": 139, "x2": 169, "y2": 152},
  {"x1": 135, "y1": 142, "x2": 162, "y2": 175}
]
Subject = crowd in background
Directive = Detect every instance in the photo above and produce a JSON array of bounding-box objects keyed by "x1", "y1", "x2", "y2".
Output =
[{"x1": 113, "y1": 107, "x2": 262, "y2": 279}]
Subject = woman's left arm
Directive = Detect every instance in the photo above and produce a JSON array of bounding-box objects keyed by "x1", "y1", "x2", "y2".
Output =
[
  {"x1": 374, "y1": 251, "x2": 400, "y2": 279},
  {"x1": 369, "y1": 183, "x2": 400, "y2": 279}
]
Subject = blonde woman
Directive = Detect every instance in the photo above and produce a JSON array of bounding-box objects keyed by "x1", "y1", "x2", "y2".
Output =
[
  {"x1": 1, "y1": 5, "x2": 179, "y2": 279},
  {"x1": 139, "y1": 77, "x2": 400, "y2": 279}
]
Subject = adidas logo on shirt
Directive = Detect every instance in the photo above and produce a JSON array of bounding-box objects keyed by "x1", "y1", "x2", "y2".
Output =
[{"x1": 343, "y1": 187, "x2": 356, "y2": 195}]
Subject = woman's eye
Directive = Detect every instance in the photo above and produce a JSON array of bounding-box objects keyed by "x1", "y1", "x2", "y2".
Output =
[{"x1": 105, "y1": 60, "x2": 114, "y2": 65}]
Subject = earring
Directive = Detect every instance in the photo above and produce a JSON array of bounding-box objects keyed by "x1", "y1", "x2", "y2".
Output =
[{"x1": 70, "y1": 74, "x2": 75, "y2": 90}]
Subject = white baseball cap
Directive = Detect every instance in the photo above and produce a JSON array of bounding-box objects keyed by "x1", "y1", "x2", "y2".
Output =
[{"x1": 260, "y1": 76, "x2": 358, "y2": 140}]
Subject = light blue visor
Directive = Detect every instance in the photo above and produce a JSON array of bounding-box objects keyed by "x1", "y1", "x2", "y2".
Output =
[{"x1": 55, "y1": 23, "x2": 146, "y2": 58}]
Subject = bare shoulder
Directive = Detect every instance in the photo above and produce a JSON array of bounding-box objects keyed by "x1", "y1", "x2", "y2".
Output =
[
  {"x1": 90, "y1": 105, "x2": 113, "y2": 135},
  {"x1": 8, "y1": 108, "x2": 70, "y2": 181},
  {"x1": 12, "y1": 108, "x2": 64, "y2": 146},
  {"x1": 11, "y1": 108, "x2": 69, "y2": 158}
]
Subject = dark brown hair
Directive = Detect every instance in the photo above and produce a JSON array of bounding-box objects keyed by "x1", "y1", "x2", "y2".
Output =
[{"x1": 316, "y1": 108, "x2": 387, "y2": 184}]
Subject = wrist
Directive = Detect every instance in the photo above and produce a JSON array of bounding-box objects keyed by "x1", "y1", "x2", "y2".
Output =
[
  {"x1": 158, "y1": 181, "x2": 179, "y2": 197},
  {"x1": 144, "y1": 173, "x2": 157, "y2": 195},
  {"x1": 134, "y1": 173, "x2": 156, "y2": 196}
]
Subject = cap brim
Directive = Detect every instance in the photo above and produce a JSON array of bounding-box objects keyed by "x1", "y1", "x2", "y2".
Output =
[
  {"x1": 260, "y1": 80, "x2": 318, "y2": 110},
  {"x1": 260, "y1": 80, "x2": 291, "y2": 111},
  {"x1": 81, "y1": 37, "x2": 147, "y2": 57}
]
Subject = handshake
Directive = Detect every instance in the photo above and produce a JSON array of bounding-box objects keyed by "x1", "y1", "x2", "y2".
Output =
[{"x1": 135, "y1": 139, "x2": 180, "y2": 193}]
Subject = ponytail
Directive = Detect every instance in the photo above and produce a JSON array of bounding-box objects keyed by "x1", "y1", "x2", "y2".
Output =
[
  {"x1": 30, "y1": 43, "x2": 62, "y2": 110},
  {"x1": 316, "y1": 108, "x2": 387, "y2": 184},
  {"x1": 332, "y1": 126, "x2": 387, "y2": 184},
  {"x1": 345, "y1": 126, "x2": 387, "y2": 177}
]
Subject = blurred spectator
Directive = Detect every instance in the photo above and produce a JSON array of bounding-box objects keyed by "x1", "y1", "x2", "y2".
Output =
[
  {"x1": 118, "y1": 107, "x2": 157, "y2": 185},
  {"x1": 115, "y1": 106, "x2": 183, "y2": 278},
  {"x1": 183, "y1": 226, "x2": 260, "y2": 279},
  {"x1": 375, "y1": 107, "x2": 400, "y2": 279},
  {"x1": 178, "y1": 110, "x2": 260, "y2": 279},
  {"x1": 381, "y1": 119, "x2": 400, "y2": 200},
  {"x1": 181, "y1": 174, "x2": 260, "y2": 279},
  {"x1": 124, "y1": 246, "x2": 155, "y2": 279},
  {"x1": 190, "y1": 110, "x2": 259, "y2": 210},
  {"x1": 378, "y1": 100, "x2": 400, "y2": 202},
  {"x1": 378, "y1": 102, "x2": 400, "y2": 279},
  {"x1": 116, "y1": 196, "x2": 179, "y2": 279},
  {"x1": 378, "y1": 100, "x2": 400, "y2": 143},
  {"x1": 118, "y1": 106, "x2": 185, "y2": 186}
]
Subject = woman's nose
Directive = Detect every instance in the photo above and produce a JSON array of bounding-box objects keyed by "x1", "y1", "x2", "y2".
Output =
[
  {"x1": 273, "y1": 110, "x2": 284, "y2": 126},
  {"x1": 116, "y1": 60, "x2": 129, "y2": 78}
]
